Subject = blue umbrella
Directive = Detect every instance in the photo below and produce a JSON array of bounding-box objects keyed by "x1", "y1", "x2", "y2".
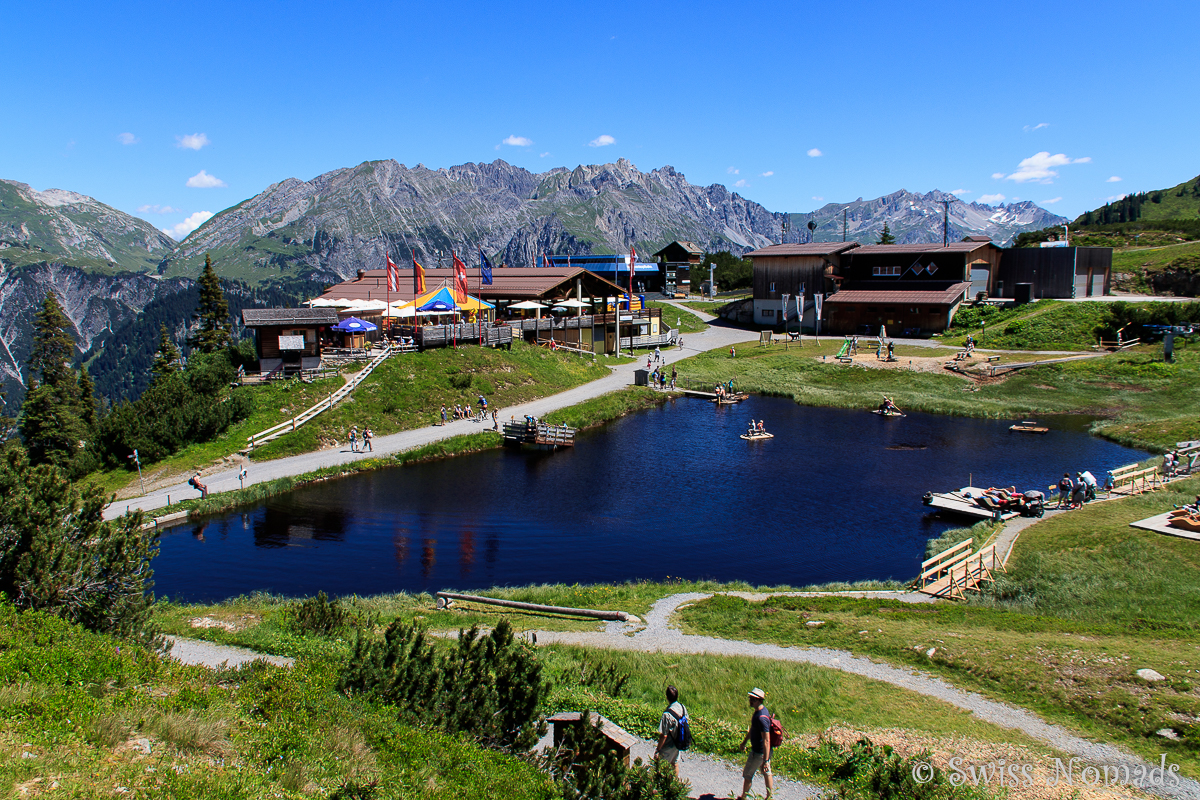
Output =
[{"x1": 333, "y1": 316, "x2": 378, "y2": 332}]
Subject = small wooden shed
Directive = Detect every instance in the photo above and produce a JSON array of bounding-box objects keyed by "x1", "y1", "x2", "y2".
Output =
[
  {"x1": 546, "y1": 711, "x2": 638, "y2": 767},
  {"x1": 241, "y1": 307, "x2": 339, "y2": 375}
]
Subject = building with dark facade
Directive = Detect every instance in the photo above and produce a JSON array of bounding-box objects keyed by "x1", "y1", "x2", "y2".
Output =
[
  {"x1": 652, "y1": 241, "x2": 704, "y2": 295},
  {"x1": 744, "y1": 242, "x2": 860, "y2": 327}
]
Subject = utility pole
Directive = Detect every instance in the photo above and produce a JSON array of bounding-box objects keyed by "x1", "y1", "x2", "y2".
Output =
[
  {"x1": 128, "y1": 449, "x2": 145, "y2": 495},
  {"x1": 807, "y1": 219, "x2": 817, "y2": 244},
  {"x1": 781, "y1": 214, "x2": 790, "y2": 244},
  {"x1": 941, "y1": 200, "x2": 952, "y2": 247},
  {"x1": 843, "y1": 209, "x2": 848, "y2": 242}
]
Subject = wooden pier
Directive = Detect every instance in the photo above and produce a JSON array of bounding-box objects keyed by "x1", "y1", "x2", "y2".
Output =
[{"x1": 502, "y1": 419, "x2": 576, "y2": 450}]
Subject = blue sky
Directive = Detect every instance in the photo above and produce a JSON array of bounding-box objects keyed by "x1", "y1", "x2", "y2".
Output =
[{"x1": 4, "y1": 0, "x2": 1197, "y2": 239}]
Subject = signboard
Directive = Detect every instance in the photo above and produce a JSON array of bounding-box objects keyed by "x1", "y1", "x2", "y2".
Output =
[{"x1": 278, "y1": 335, "x2": 306, "y2": 351}]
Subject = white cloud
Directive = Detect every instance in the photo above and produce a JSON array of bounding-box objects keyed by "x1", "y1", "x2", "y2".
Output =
[
  {"x1": 761, "y1": 171, "x2": 774, "y2": 177},
  {"x1": 118, "y1": 132, "x2": 139, "y2": 145},
  {"x1": 734, "y1": 179, "x2": 747, "y2": 188},
  {"x1": 991, "y1": 173, "x2": 1006, "y2": 180},
  {"x1": 806, "y1": 148, "x2": 823, "y2": 158},
  {"x1": 812, "y1": 196, "x2": 824, "y2": 201},
  {"x1": 539, "y1": 152, "x2": 551, "y2": 158},
  {"x1": 1106, "y1": 175, "x2": 1122, "y2": 182},
  {"x1": 1023, "y1": 123, "x2": 1050, "y2": 132},
  {"x1": 588, "y1": 134, "x2": 615, "y2": 147},
  {"x1": 1041, "y1": 197, "x2": 1063, "y2": 204},
  {"x1": 137, "y1": 204, "x2": 181, "y2": 214},
  {"x1": 727, "y1": 167, "x2": 739, "y2": 175},
  {"x1": 951, "y1": 189, "x2": 972, "y2": 196},
  {"x1": 501, "y1": 135, "x2": 533, "y2": 147},
  {"x1": 1000, "y1": 151, "x2": 1090, "y2": 184},
  {"x1": 186, "y1": 170, "x2": 226, "y2": 188},
  {"x1": 176, "y1": 133, "x2": 210, "y2": 150},
  {"x1": 161, "y1": 211, "x2": 213, "y2": 240},
  {"x1": 979, "y1": 193, "x2": 1006, "y2": 204}
]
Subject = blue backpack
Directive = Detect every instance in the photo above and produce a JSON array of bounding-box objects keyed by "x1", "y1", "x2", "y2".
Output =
[{"x1": 668, "y1": 706, "x2": 692, "y2": 750}]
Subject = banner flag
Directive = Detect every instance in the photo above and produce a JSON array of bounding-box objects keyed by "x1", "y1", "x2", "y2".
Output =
[
  {"x1": 452, "y1": 251, "x2": 469, "y2": 298},
  {"x1": 480, "y1": 250, "x2": 494, "y2": 285},
  {"x1": 386, "y1": 256, "x2": 399, "y2": 292},
  {"x1": 629, "y1": 246, "x2": 636, "y2": 299},
  {"x1": 814, "y1": 292, "x2": 824, "y2": 320},
  {"x1": 412, "y1": 249, "x2": 426, "y2": 294},
  {"x1": 781, "y1": 293, "x2": 790, "y2": 322}
]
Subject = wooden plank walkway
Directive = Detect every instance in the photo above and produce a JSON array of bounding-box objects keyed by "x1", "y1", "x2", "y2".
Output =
[{"x1": 916, "y1": 539, "x2": 1006, "y2": 599}]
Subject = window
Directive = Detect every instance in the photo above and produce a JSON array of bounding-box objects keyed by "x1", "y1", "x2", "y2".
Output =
[
  {"x1": 770, "y1": 282, "x2": 776, "y2": 292},
  {"x1": 872, "y1": 266, "x2": 901, "y2": 276},
  {"x1": 763, "y1": 308, "x2": 775, "y2": 318}
]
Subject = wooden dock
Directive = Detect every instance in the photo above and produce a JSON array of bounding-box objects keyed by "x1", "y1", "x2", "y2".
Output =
[
  {"x1": 922, "y1": 489, "x2": 1020, "y2": 521},
  {"x1": 916, "y1": 539, "x2": 1006, "y2": 599},
  {"x1": 502, "y1": 419, "x2": 576, "y2": 450}
]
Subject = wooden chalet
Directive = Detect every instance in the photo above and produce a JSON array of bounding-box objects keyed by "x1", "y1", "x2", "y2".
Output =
[
  {"x1": 824, "y1": 281, "x2": 973, "y2": 335},
  {"x1": 315, "y1": 266, "x2": 672, "y2": 354},
  {"x1": 746, "y1": 242, "x2": 860, "y2": 327},
  {"x1": 653, "y1": 240, "x2": 704, "y2": 295},
  {"x1": 241, "y1": 307, "x2": 339, "y2": 376}
]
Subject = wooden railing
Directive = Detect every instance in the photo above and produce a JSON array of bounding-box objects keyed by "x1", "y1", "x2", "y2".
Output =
[{"x1": 917, "y1": 539, "x2": 1005, "y2": 599}]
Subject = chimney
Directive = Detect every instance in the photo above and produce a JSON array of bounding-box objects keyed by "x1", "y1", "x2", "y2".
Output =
[{"x1": 357, "y1": 269, "x2": 365, "y2": 281}]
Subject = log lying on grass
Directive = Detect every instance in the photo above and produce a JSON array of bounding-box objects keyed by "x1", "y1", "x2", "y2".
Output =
[{"x1": 435, "y1": 591, "x2": 638, "y2": 622}]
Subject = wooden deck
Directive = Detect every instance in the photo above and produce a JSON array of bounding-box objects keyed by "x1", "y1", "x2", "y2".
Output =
[
  {"x1": 916, "y1": 539, "x2": 1006, "y2": 599},
  {"x1": 502, "y1": 420, "x2": 576, "y2": 449}
]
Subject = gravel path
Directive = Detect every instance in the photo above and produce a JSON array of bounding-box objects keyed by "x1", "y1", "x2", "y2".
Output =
[
  {"x1": 164, "y1": 635, "x2": 294, "y2": 669},
  {"x1": 103, "y1": 321, "x2": 763, "y2": 520},
  {"x1": 533, "y1": 592, "x2": 1200, "y2": 800}
]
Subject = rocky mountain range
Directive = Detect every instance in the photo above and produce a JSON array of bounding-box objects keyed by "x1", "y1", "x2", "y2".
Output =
[
  {"x1": 790, "y1": 190, "x2": 1068, "y2": 246},
  {"x1": 0, "y1": 159, "x2": 1066, "y2": 409}
]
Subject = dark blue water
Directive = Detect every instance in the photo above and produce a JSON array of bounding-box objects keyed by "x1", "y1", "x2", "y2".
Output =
[{"x1": 158, "y1": 398, "x2": 1147, "y2": 602}]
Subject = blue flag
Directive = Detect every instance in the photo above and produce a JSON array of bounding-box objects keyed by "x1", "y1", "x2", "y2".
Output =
[{"x1": 479, "y1": 249, "x2": 494, "y2": 285}]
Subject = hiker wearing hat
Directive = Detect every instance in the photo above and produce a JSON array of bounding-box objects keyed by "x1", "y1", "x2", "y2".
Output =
[{"x1": 738, "y1": 687, "x2": 774, "y2": 800}]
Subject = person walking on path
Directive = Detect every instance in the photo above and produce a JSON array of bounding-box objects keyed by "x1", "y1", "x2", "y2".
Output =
[
  {"x1": 188, "y1": 473, "x2": 208, "y2": 499},
  {"x1": 730, "y1": 345, "x2": 736, "y2": 358},
  {"x1": 440, "y1": 405, "x2": 447, "y2": 426},
  {"x1": 362, "y1": 428, "x2": 373, "y2": 452},
  {"x1": 654, "y1": 346, "x2": 661, "y2": 364},
  {"x1": 738, "y1": 687, "x2": 774, "y2": 800},
  {"x1": 491, "y1": 409, "x2": 499, "y2": 430},
  {"x1": 670, "y1": 366, "x2": 677, "y2": 389},
  {"x1": 349, "y1": 426, "x2": 359, "y2": 453},
  {"x1": 654, "y1": 685, "x2": 687, "y2": 777}
]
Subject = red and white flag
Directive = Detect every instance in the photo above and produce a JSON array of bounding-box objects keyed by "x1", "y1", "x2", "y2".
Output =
[
  {"x1": 386, "y1": 255, "x2": 399, "y2": 292},
  {"x1": 452, "y1": 251, "x2": 469, "y2": 299}
]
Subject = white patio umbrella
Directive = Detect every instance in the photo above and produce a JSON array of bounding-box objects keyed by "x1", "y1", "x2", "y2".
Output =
[
  {"x1": 508, "y1": 300, "x2": 547, "y2": 310},
  {"x1": 553, "y1": 298, "x2": 590, "y2": 317}
]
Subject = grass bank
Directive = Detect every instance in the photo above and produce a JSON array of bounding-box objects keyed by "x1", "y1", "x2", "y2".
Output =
[
  {"x1": 0, "y1": 604, "x2": 553, "y2": 800},
  {"x1": 672, "y1": 341, "x2": 1200, "y2": 451},
  {"x1": 642, "y1": 300, "x2": 708, "y2": 333},
  {"x1": 678, "y1": 477, "x2": 1200, "y2": 775}
]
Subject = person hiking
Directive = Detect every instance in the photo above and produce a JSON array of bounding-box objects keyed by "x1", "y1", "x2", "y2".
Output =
[
  {"x1": 654, "y1": 685, "x2": 687, "y2": 776},
  {"x1": 349, "y1": 426, "x2": 359, "y2": 453},
  {"x1": 362, "y1": 428, "x2": 373, "y2": 452},
  {"x1": 440, "y1": 405, "x2": 447, "y2": 426},
  {"x1": 738, "y1": 687, "x2": 774, "y2": 800}
]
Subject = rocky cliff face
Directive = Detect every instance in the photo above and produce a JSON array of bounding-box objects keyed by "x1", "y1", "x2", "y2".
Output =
[
  {"x1": 0, "y1": 261, "x2": 190, "y2": 410},
  {"x1": 795, "y1": 190, "x2": 1068, "y2": 247},
  {"x1": 0, "y1": 179, "x2": 177, "y2": 273},
  {"x1": 161, "y1": 159, "x2": 786, "y2": 284}
]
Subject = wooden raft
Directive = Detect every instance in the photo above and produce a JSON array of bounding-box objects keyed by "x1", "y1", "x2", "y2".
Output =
[{"x1": 916, "y1": 539, "x2": 1006, "y2": 600}]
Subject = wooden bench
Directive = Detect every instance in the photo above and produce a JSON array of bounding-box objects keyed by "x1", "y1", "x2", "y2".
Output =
[{"x1": 986, "y1": 355, "x2": 1001, "y2": 363}]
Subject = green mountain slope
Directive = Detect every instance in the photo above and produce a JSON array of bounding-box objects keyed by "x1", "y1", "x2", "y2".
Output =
[{"x1": 1075, "y1": 174, "x2": 1200, "y2": 226}]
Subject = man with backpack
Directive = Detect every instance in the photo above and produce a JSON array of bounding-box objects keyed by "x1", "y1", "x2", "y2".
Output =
[
  {"x1": 654, "y1": 685, "x2": 689, "y2": 776},
  {"x1": 738, "y1": 687, "x2": 776, "y2": 800}
]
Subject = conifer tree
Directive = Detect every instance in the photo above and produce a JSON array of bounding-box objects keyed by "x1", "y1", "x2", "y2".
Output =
[
  {"x1": 877, "y1": 223, "x2": 896, "y2": 245},
  {"x1": 21, "y1": 294, "x2": 92, "y2": 474},
  {"x1": 152, "y1": 323, "x2": 182, "y2": 379},
  {"x1": 190, "y1": 254, "x2": 231, "y2": 353}
]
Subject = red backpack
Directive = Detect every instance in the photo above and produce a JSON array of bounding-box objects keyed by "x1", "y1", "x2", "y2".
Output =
[{"x1": 758, "y1": 707, "x2": 784, "y2": 748}]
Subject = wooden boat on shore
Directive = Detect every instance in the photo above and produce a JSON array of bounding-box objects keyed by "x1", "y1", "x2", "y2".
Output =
[
  {"x1": 741, "y1": 431, "x2": 774, "y2": 441},
  {"x1": 1009, "y1": 421, "x2": 1049, "y2": 434}
]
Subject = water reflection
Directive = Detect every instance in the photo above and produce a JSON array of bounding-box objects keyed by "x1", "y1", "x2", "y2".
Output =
[{"x1": 155, "y1": 398, "x2": 1149, "y2": 602}]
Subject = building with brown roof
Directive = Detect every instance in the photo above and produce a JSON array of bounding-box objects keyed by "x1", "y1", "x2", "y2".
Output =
[
  {"x1": 241, "y1": 307, "x2": 340, "y2": 375},
  {"x1": 823, "y1": 282, "x2": 973, "y2": 335},
  {"x1": 744, "y1": 242, "x2": 860, "y2": 327},
  {"x1": 653, "y1": 241, "x2": 704, "y2": 295}
]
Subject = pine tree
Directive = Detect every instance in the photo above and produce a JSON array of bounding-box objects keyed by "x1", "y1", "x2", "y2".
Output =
[
  {"x1": 77, "y1": 367, "x2": 99, "y2": 429},
  {"x1": 0, "y1": 447, "x2": 158, "y2": 639},
  {"x1": 152, "y1": 324, "x2": 181, "y2": 379},
  {"x1": 190, "y1": 254, "x2": 231, "y2": 353},
  {"x1": 877, "y1": 223, "x2": 896, "y2": 245},
  {"x1": 21, "y1": 294, "x2": 92, "y2": 474}
]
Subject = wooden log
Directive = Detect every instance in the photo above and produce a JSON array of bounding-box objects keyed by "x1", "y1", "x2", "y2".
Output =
[{"x1": 436, "y1": 591, "x2": 631, "y2": 621}]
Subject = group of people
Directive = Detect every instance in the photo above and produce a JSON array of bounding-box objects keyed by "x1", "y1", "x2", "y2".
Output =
[
  {"x1": 646, "y1": 346, "x2": 663, "y2": 371},
  {"x1": 654, "y1": 686, "x2": 776, "y2": 799},
  {"x1": 1055, "y1": 471, "x2": 1098, "y2": 509},
  {"x1": 440, "y1": 395, "x2": 490, "y2": 425},
  {"x1": 746, "y1": 419, "x2": 767, "y2": 436},
  {"x1": 978, "y1": 485, "x2": 1044, "y2": 513},
  {"x1": 1163, "y1": 449, "x2": 1196, "y2": 478},
  {"x1": 649, "y1": 365, "x2": 676, "y2": 390},
  {"x1": 715, "y1": 379, "x2": 737, "y2": 399},
  {"x1": 348, "y1": 425, "x2": 373, "y2": 452}
]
